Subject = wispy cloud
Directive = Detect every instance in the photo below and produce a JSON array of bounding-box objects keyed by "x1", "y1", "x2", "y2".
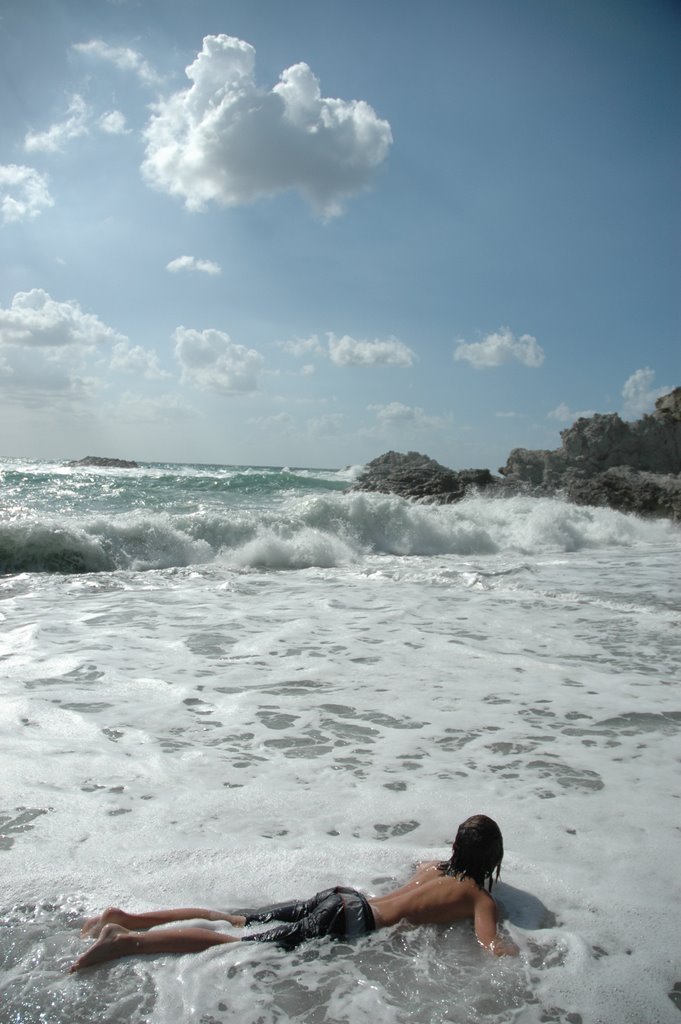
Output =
[
  {"x1": 166, "y1": 255, "x2": 222, "y2": 276},
  {"x1": 73, "y1": 39, "x2": 161, "y2": 85},
  {"x1": 368, "y1": 401, "x2": 450, "y2": 429},
  {"x1": 249, "y1": 412, "x2": 295, "y2": 433},
  {"x1": 307, "y1": 413, "x2": 345, "y2": 436},
  {"x1": 547, "y1": 401, "x2": 596, "y2": 423},
  {"x1": 0, "y1": 164, "x2": 54, "y2": 223},
  {"x1": 279, "y1": 335, "x2": 325, "y2": 358},
  {"x1": 454, "y1": 327, "x2": 545, "y2": 369},
  {"x1": 110, "y1": 392, "x2": 194, "y2": 423},
  {"x1": 141, "y1": 34, "x2": 392, "y2": 217},
  {"x1": 24, "y1": 95, "x2": 90, "y2": 153}
]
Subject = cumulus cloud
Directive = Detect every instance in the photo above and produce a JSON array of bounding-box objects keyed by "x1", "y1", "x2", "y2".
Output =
[
  {"x1": 454, "y1": 327, "x2": 545, "y2": 369},
  {"x1": 141, "y1": 34, "x2": 392, "y2": 217},
  {"x1": 621, "y1": 367, "x2": 670, "y2": 419},
  {"x1": 73, "y1": 39, "x2": 161, "y2": 85},
  {"x1": 328, "y1": 333, "x2": 415, "y2": 367},
  {"x1": 0, "y1": 289, "x2": 127, "y2": 349},
  {"x1": 24, "y1": 94, "x2": 90, "y2": 153},
  {"x1": 110, "y1": 341, "x2": 168, "y2": 378},
  {"x1": 173, "y1": 326, "x2": 264, "y2": 393},
  {"x1": 0, "y1": 164, "x2": 54, "y2": 223},
  {"x1": 166, "y1": 255, "x2": 222, "y2": 276},
  {"x1": 368, "y1": 401, "x2": 451, "y2": 430}
]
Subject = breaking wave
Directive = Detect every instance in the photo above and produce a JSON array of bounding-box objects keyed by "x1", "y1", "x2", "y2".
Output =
[{"x1": 0, "y1": 493, "x2": 676, "y2": 575}]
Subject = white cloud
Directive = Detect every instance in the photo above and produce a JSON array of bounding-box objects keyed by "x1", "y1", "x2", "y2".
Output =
[
  {"x1": 279, "y1": 334, "x2": 325, "y2": 357},
  {"x1": 173, "y1": 326, "x2": 264, "y2": 393},
  {"x1": 368, "y1": 401, "x2": 450, "y2": 429},
  {"x1": 166, "y1": 255, "x2": 222, "y2": 276},
  {"x1": 328, "y1": 333, "x2": 415, "y2": 367},
  {"x1": 98, "y1": 110, "x2": 129, "y2": 135},
  {"x1": 0, "y1": 164, "x2": 54, "y2": 223},
  {"x1": 110, "y1": 341, "x2": 168, "y2": 378},
  {"x1": 73, "y1": 39, "x2": 161, "y2": 86},
  {"x1": 24, "y1": 94, "x2": 90, "y2": 153},
  {"x1": 621, "y1": 367, "x2": 670, "y2": 419},
  {"x1": 547, "y1": 402, "x2": 596, "y2": 423},
  {"x1": 0, "y1": 289, "x2": 127, "y2": 349},
  {"x1": 141, "y1": 34, "x2": 392, "y2": 217},
  {"x1": 454, "y1": 327, "x2": 545, "y2": 369}
]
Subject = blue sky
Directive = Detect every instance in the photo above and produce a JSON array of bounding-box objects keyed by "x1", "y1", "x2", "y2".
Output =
[{"x1": 1, "y1": 0, "x2": 678, "y2": 468}]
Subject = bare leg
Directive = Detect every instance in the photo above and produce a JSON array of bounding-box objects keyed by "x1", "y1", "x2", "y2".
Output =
[
  {"x1": 70, "y1": 923, "x2": 240, "y2": 972},
  {"x1": 81, "y1": 906, "x2": 247, "y2": 938}
]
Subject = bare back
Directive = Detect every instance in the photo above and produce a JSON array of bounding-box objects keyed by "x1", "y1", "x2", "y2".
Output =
[{"x1": 368, "y1": 862, "x2": 501, "y2": 951}]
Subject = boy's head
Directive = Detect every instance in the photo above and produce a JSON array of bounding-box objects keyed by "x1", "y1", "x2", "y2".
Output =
[{"x1": 441, "y1": 814, "x2": 504, "y2": 890}]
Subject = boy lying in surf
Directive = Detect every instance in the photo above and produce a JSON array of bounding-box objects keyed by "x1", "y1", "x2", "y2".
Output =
[{"x1": 70, "y1": 813, "x2": 518, "y2": 971}]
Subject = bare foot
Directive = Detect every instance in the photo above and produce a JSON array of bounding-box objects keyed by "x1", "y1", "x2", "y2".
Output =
[
  {"x1": 70, "y1": 924, "x2": 132, "y2": 972},
  {"x1": 81, "y1": 907, "x2": 132, "y2": 938}
]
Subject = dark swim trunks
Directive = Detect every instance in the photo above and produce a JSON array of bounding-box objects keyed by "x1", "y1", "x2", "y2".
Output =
[{"x1": 237, "y1": 887, "x2": 375, "y2": 949}]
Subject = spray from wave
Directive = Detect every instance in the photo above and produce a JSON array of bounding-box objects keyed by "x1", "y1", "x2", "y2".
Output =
[{"x1": 0, "y1": 493, "x2": 676, "y2": 575}]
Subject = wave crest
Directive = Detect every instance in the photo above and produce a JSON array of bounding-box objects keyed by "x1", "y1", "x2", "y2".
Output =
[{"x1": 0, "y1": 494, "x2": 676, "y2": 576}]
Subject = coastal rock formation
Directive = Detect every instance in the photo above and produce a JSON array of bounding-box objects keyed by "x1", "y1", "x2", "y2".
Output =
[
  {"x1": 68, "y1": 456, "x2": 139, "y2": 469},
  {"x1": 353, "y1": 388, "x2": 681, "y2": 520},
  {"x1": 500, "y1": 391, "x2": 681, "y2": 489},
  {"x1": 351, "y1": 450, "x2": 498, "y2": 503},
  {"x1": 566, "y1": 467, "x2": 681, "y2": 520},
  {"x1": 498, "y1": 387, "x2": 681, "y2": 519}
]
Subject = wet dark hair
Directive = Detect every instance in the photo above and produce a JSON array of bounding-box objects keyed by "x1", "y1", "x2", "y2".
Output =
[{"x1": 437, "y1": 814, "x2": 504, "y2": 891}]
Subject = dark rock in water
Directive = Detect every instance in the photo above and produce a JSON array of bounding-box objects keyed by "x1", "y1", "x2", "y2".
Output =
[
  {"x1": 67, "y1": 456, "x2": 139, "y2": 469},
  {"x1": 567, "y1": 467, "x2": 681, "y2": 521},
  {"x1": 351, "y1": 450, "x2": 499, "y2": 504}
]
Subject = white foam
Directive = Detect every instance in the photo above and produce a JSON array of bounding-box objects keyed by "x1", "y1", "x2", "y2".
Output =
[{"x1": 1, "y1": 471, "x2": 680, "y2": 1023}]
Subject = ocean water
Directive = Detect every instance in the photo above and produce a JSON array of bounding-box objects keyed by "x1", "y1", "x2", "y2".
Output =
[{"x1": 1, "y1": 457, "x2": 680, "y2": 1024}]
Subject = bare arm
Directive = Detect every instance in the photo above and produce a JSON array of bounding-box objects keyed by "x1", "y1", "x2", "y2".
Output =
[{"x1": 473, "y1": 896, "x2": 519, "y2": 957}]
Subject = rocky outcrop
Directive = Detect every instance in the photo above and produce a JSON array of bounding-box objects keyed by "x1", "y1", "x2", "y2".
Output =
[
  {"x1": 351, "y1": 451, "x2": 499, "y2": 503},
  {"x1": 500, "y1": 393, "x2": 681, "y2": 491},
  {"x1": 566, "y1": 467, "x2": 681, "y2": 520},
  {"x1": 496, "y1": 388, "x2": 681, "y2": 518},
  {"x1": 68, "y1": 456, "x2": 139, "y2": 469},
  {"x1": 353, "y1": 388, "x2": 681, "y2": 520}
]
